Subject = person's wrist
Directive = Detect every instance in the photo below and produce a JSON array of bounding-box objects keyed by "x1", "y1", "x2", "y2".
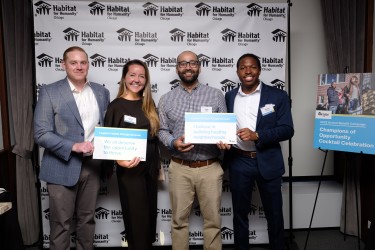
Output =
[{"x1": 255, "y1": 132, "x2": 259, "y2": 141}]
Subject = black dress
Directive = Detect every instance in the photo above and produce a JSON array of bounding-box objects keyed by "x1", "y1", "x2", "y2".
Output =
[{"x1": 104, "y1": 98, "x2": 159, "y2": 250}]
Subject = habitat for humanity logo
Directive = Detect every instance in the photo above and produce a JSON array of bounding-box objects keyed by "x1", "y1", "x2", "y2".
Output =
[
  {"x1": 63, "y1": 27, "x2": 80, "y2": 41},
  {"x1": 34, "y1": 1, "x2": 51, "y2": 15},
  {"x1": 247, "y1": 3, "x2": 262, "y2": 17},
  {"x1": 170, "y1": 79, "x2": 180, "y2": 90},
  {"x1": 195, "y1": 3, "x2": 235, "y2": 20},
  {"x1": 37, "y1": 53, "x2": 53, "y2": 67},
  {"x1": 35, "y1": 1, "x2": 77, "y2": 19},
  {"x1": 315, "y1": 110, "x2": 332, "y2": 119},
  {"x1": 170, "y1": 28, "x2": 186, "y2": 42},
  {"x1": 264, "y1": 5, "x2": 287, "y2": 20},
  {"x1": 94, "y1": 233, "x2": 109, "y2": 244},
  {"x1": 143, "y1": 54, "x2": 159, "y2": 67},
  {"x1": 134, "y1": 31, "x2": 158, "y2": 46},
  {"x1": 220, "y1": 79, "x2": 238, "y2": 93},
  {"x1": 195, "y1": 2, "x2": 211, "y2": 16},
  {"x1": 108, "y1": 56, "x2": 130, "y2": 72},
  {"x1": 221, "y1": 29, "x2": 236, "y2": 42},
  {"x1": 221, "y1": 227, "x2": 234, "y2": 240},
  {"x1": 143, "y1": 2, "x2": 158, "y2": 16},
  {"x1": 261, "y1": 57, "x2": 285, "y2": 73},
  {"x1": 170, "y1": 29, "x2": 209, "y2": 46},
  {"x1": 159, "y1": 56, "x2": 176, "y2": 72},
  {"x1": 88, "y1": 2, "x2": 105, "y2": 15},
  {"x1": 222, "y1": 28, "x2": 260, "y2": 45},
  {"x1": 247, "y1": 3, "x2": 286, "y2": 21},
  {"x1": 272, "y1": 29, "x2": 287, "y2": 42},
  {"x1": 43, "y1": 208, "x2": 50, "y2": 220},
  {"x1": 212, "y1": 4, "x2": 235, "y2": 18},
  {"x1": 90, "y1": 54, "x2": 106, "y2": 67},
  {"x1": 117, "y1": 28, "x2": 133, "y2": 42},
  {"x1": 62, "y1": 27, "x2": 105, "y2": 46},
  {"x1": 160, "y1": 4, "x2": 184, "y2": 19},
  {"x1": 197, "y1": 53, "x2": 210, "y2": 67},
  {"x1": 89, "y1": 2, "x2": 132, "y2": 19},
  {"x1": 189, "y1": 230, "x2": 204, "y2": 241},
  {"x1": 270, "y1": 79, "x2": 286, "y2": 90},
  {"x1": 95, "y1": 207, "x2": 110, "y2": 220},
  {"x1": 120, "y1": 230, "x2": 128, "y2": 246},
  {"x1": 212, "y1": 57, "x2": 235, "y2": 71},
  {"x1": 34, "y1": 30, "x2": 52, "y2": 43},
  {"x1": 158, "y1": 208, "x2": 172, "y2": 222},
  {"x1": 39, "y1": 186, "x2": 48, "y2": 200}
]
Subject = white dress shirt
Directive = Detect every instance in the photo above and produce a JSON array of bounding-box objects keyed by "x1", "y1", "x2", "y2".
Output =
[{"x1": 233, "y1": 83, "x2": 261, "y2": 151}]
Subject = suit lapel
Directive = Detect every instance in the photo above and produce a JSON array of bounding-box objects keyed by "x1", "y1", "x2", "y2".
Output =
[
  {"x1": 228, "y1": 88, "x2": 239, "y2": 112},
  {"x1": 58, "y1": 79, "x2": 83, "y2": 128},
  {"x1": 90, "y1": 83, "x2": 105, "y2": 125},
  {"x1": 257, "y1": 83, "x2": 270, "y2": 127}
]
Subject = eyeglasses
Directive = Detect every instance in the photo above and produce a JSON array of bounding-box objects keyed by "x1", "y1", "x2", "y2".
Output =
[{"x1": 177, "y1": 60, "x2": 200, "y2": 68}]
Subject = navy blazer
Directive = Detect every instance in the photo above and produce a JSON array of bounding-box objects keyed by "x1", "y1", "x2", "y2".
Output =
[
  {"x1": 34, "y1": 78, "x2": 110, "y2": 186},
  {"x1": 225, "y1": 82, "x2": 294, "y2": 180}
]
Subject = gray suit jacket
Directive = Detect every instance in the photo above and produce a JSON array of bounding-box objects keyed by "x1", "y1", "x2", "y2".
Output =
[{"x1": 34, "y1": 77, "x2": 110, "y2": 186}]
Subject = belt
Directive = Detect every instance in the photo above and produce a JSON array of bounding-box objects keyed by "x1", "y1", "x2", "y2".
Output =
[
  {"x1": 233, "y1": 147, "x2": 257, "y2": 158},
  {"x1": 171, "y1": 157, "x2": 218, "y2": 168}
]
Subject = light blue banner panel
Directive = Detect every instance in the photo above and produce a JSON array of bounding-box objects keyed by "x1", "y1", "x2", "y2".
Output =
[
  {"x1": 93, "y1": 127, "x2": 148, "y2": 160},
  {"x1": 314, "y1": 73, "x2": 375, "y2": 155},
  {"x1": 94, "y1": 127, "x2": 148, "y2": 139},
  {"x1": 185, "y1": 112, "x2": 237, "y2": 144}
]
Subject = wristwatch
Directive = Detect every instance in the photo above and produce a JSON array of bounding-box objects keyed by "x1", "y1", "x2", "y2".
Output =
[{"x1": 255, "y1": 132, "x2": 259, "y2": 141}]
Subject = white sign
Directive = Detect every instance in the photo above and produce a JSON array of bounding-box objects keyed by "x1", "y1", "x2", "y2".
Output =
[
  {"x1": 93, "y1": 127, "x2": 147, "y2": 161},
  {"x1": 184, "y1": 113, "x2": 237, "y2": 144}
]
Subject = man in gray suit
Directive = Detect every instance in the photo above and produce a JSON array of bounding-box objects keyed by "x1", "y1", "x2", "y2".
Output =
[{"x1": 34, "y1": 46, "x2": 110, "y2": 250}]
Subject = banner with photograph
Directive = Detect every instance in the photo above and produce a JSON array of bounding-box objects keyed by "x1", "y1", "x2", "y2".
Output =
[
  {"x1": 33, "y1": 0, "x2": 288, "y2": 247},
  {"x1": 314, "y1": 73, "x2": 375, "y2": 154}
]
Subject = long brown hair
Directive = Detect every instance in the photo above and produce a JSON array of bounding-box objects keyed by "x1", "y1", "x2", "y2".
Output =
[{"x1": 117, "y1": 59, "x2": 160, "y2": 136}]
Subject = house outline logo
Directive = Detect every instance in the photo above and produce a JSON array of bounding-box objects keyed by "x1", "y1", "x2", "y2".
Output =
[
  {"x1": 221, "y1": 28, "x2": 236, "y2": 42},
  {"x1": 247, "y1": 3, "x2": 262, "y2": 17},
  {"x1": 34, "y1": 1, "x2": 51, "y2": 15},
  {"x1": 195, "y1": 2, "x2": 211, "y2": 16},
  {"x1": 143, "y1": 2, "x2": 158, "y2": 16},
  {"x1": 88, "y1": 2, "x2": 106, "y2": 15},
  {"x1": 170, "y1": 28, "x2": 186, "y2": 42},
  {"x1": 90, "y1": 53, "x2": 106, "y2": 67}
]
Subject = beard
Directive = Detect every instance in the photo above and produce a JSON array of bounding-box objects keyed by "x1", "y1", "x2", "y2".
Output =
[{"x1": 178, "y1": 69, "x2": 199, "y2": 85}]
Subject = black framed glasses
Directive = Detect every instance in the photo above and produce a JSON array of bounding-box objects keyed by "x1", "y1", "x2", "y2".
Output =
[{"x1": 177, "y1": 60, "x2": 200, "y2": 68}]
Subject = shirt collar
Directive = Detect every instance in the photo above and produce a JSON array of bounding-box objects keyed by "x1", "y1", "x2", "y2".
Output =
[
  {"x1": 238, "y1": 81, "x2": 262, "y2": 97},
  {"x1": 180, "y1": 81, "x2": 201, "y2": 93},
  {"x1": 67, "y1": 78, "x2": 91, "y2": 92}
]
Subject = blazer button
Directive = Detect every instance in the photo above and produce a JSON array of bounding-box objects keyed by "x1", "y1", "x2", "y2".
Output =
[{"x1": 81, "y1": 132, "x2": 84, "y2": 136}]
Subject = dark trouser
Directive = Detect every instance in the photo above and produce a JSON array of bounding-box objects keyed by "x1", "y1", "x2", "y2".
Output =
[
  {"x1": 229, "y1": 155, "x2": 284, "y2": 250},
  {"x1": 116, "y1": 162, "x2": 158, "y2": 250},
  {"x1": 47, "y1": 157, "x2": 101, "y2": 250}
]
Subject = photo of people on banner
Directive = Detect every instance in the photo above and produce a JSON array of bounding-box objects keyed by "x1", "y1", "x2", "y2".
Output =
[{"x1": 314, "y1": 73, "x2": 375, "y2": 155}]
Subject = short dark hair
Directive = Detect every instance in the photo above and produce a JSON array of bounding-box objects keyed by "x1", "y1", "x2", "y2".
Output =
[{"x1": 236, "y1": 53, "x2": 261, "y2": 69}]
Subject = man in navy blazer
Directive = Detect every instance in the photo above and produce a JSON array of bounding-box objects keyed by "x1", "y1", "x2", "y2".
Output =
[
  {"x1": 34, "y1": 46, "x2": 110, "y2": 250},
  {"x1": 224, "y1": 53, "x2": 294, "y2": 250}
]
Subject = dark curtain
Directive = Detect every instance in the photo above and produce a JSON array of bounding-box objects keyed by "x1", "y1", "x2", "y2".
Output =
[
  {"x1": 321, "y1": 0, "x2": 366, "y2": 237},
  {"x1": 1, "y1": 0, "x2": 39, "y2": 245}
]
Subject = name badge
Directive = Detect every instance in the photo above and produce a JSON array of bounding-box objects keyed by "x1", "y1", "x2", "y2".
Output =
[
  {"x1": 124, "y1": 115, "x2": 136, "y2": 124},
  {"x1": 260, "y1": 104, "x2": 275, "y2": 116},
  {"x1": 201, "y1": 106, "x2": 212, "y2": 113}
]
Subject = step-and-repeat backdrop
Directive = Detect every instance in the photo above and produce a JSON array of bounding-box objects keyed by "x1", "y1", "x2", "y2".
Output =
[{"x1": 33, "y1": 1, "x2": 288, "y2": 247}]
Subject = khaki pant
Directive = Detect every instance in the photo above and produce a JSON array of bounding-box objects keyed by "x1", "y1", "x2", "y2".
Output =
[
  {"x1": 168, "y1": 160, "x2": 223, "y2": 250},
  {"x1": 47, "y1": 158, "x2": 101, "y2": 250}
]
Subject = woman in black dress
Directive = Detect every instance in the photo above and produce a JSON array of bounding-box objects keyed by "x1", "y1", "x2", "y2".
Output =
[{"x1": 104, "y1": 59, "x2": 160, "y2": 250}]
